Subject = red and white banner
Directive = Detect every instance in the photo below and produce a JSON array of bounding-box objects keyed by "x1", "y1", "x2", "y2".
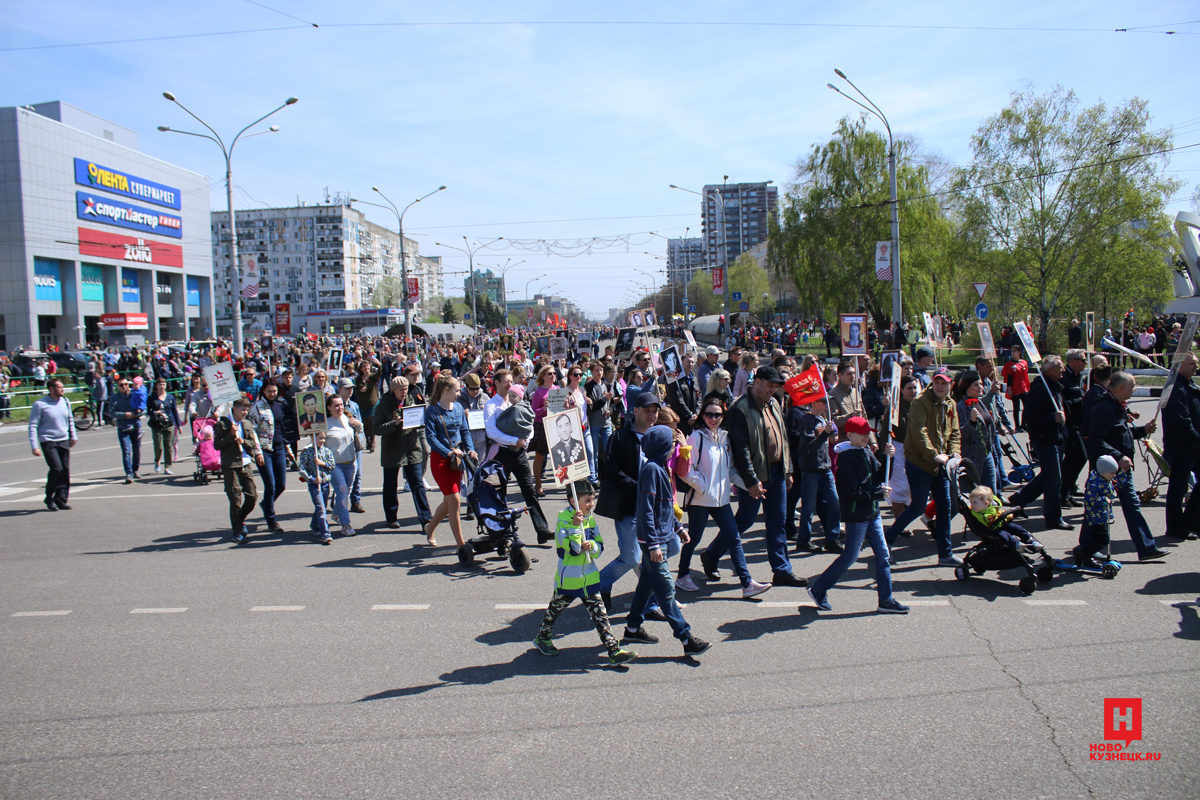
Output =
[
  {"x1": 275, "y1": 302, "x2": 292, "y2": 335},
  {"x1": 78, "y1": 227, "x2": 182, "y2": 268},
  {"x1": 784, "y1": 363, "x2": 826, "y2": 407},
  {"x1": 874, "y1": 241, "x2": 892, "y2": 281},
  {"x1": 407, "y1": 277, "x2": 420, "y2": 303},
  {"x1": 100, "y1": 312, "x2": 149, "y2": 330},
  {"x1": 712, "y1": 267, "x2": 724, "y2": 296}
]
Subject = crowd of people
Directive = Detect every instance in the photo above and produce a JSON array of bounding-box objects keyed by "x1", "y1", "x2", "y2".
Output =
[{"x1": 20, "y1": 316, "x2": 1200, "y2": 663}]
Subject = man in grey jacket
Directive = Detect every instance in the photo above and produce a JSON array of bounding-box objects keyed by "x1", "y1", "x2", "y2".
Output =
[{"x1": 28, "y1": 377, "x2": 77, "y2": 511}]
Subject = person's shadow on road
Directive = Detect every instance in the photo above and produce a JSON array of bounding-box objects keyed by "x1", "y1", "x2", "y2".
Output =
[{"x1": 1136, "y1": 572, "x2": 1200, "y2": 640}]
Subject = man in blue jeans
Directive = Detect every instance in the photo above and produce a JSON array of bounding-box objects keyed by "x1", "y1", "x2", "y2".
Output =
[
  {"x1": 885, "y1": 367, "x2": 962, "y2": 566},
  {"x1": 727, "y1": 366, "x2": 807, "y2": 587},
  {"x1": 109, "y1": 377, "x2": 144, "y2": 483}
]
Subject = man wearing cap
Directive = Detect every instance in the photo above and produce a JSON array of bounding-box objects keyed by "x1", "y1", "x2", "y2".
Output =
[
  {"x1": 727, "y1": 366, "x2": 807, "y2": 587},
  {"x1": 697, "y1": 346, "x2": 722, "y2": 393},
  {"x1": 913, "y1": 347, "x2": 936, "y2": 388},
  {"x1": 1006, "y1": 355, "x2": 1072, "y2": 530},
  {"x1": 886, "y1": 366, "x2": 963, "y2": 566},
  {"x1": 336, "y1": 377, "x2": 367, "y2": 514}
]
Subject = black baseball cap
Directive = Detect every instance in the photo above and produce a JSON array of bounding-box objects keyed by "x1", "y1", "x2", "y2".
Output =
[
  {"x1": 633, "y1": 391, "x2": 662, "y2": 409},
  {"x1": 754, "y1": 365, "x2": 785, "y2": 385}
]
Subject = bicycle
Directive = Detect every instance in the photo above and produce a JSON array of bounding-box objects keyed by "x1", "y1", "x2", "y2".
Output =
[{"x1": 73, "y1": 398, "x2": 99, "y2": 431}]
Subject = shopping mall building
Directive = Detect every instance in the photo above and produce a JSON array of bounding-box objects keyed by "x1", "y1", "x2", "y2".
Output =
[{"x1": 0, "y1": 101, "x2": 213, "y2": 351}]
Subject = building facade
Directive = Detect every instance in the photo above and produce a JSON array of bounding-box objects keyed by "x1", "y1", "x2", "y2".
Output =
[
  {"x1": 667, "y1": 237, "x2": 705, "y2": 286},
  {"x1": 465, "y1": 268, "x2": 505, "y2": 305},
  {"x1": 0, "y1": 102, "x2": 214, "y2": 350},
  {"x1": 700, "y1": 181, "x2": 778, "y2": 269},
  {"x1": 209, "y1": 202, "x2": 444, "y2": 337}
]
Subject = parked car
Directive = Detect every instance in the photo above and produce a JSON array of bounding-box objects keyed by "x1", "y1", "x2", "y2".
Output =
[
  {"x1": 8, "y1": 350, "x2": 48, "y2": 378},
  {"x1": 48, "y1": 351, "x2": 92, "y2": 376}
]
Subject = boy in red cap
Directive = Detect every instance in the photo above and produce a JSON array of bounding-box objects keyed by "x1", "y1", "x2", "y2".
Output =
[{"x1": 806, "y1": 416, "x2": 909, "y2": 614}]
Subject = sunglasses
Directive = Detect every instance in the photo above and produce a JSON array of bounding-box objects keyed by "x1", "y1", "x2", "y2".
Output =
[
  {"x1": 703, "y1": 411, "x2": 724, "y2": 419},
  {"x1": 569, "y1": 372, "x2": 582, "y2": 377}
]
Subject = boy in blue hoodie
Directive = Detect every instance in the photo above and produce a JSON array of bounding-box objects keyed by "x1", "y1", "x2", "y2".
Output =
[
  {"x1": 807, "y1": 417, "x2": 910, "y2": 614},
  {"x1": 622, "y1": 425, "x2": 713, "y2": 656}
]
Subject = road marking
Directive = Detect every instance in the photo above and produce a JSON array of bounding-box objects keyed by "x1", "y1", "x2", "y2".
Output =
[
  {"x1": 0, "y1": 486, "x2": 37, "y2": 498},
  {"x1": 0, "y1": 445, "x2": 117, "y2": 464},
  {"x1": 0, "y1": 491, "x2": 227, "y2": 504},
  {"x1": 11, "y1": 610, "x2": 72, "y2": 617},
  {"x1": 1159, "y1": 599, "x2": 1199, "y2": 606},
  {"x1": 1024, "y1": 599, "x2": 1089, "y2": 606},
  {"x1": 371, "y1": 604, "x2": 431, "y2": 611},
  {"x1": 495, "y1": 604, "x2": 543, "y2": 610},
  {"x1": 752, "y1": 601, "x2": 799, "y2": 608},
  {"x1": 906, "y1": 600, "x2": 952, "y2": 606},
  {"x1": 130, "y1": 607, "x2": 188, "y2": 614},
  {"x1": 250, "y1": 605, "x2": 305, "y2": 612}
]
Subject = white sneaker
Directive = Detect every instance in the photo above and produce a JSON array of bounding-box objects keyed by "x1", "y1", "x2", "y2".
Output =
[
  {"x1": 742, "y1": 580, "x2": 772, "y2": 599},
  {"x1": 163, "y1": 468, "x2": 172, "y2": 475},
  {"x1": 919, "y1": 513, "x2": 933, "y2": 530},
  {"x1": 938, "y1": 554, "x2": 964, "y2": 567},
  {"x1": 675, "y1": 574, "x2": 698, "y2": 592},
  {"x1": 154, "y1": 464, "x2": 162, "y2": 473},
  {"x1": 423, "y1": 479, "x2": 435, "y2": 491}
]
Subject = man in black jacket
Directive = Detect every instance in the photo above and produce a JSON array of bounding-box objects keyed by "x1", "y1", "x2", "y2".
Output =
[
  {"x1": 1163, "y1": 352, "x2": 1200, "y2": 540},
  {"x1": 1059, "y1": 349, "x2": 1089, "y2": 506},
  {"x1": 666, "y1": 352, "x2": 700, "y2": 436},
  {"x1": 1008, "y1": 356, "x2": 1071, "y2": 530},
  {"x1": 213, "y1": 397, "x2": 264, "y2": 544},
  {"x1": 1085, "y1": 371, "x2": 1167, "y2": 561}
]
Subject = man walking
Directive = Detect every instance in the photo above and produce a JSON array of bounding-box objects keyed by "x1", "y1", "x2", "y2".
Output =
[
  {"x1": 1007, "y1": 355, "x2": 1072, "y2": 530},
  {"x1": 697, "y1": 346, "x2": 721, "y2": 393},
  {"x1": 1059, "y1": 349, "x2": 1089, "y2": 506},
  {"x1": 213, "y1": 397, "x2": 263, "y2": 544},
  {"x1": 1163, "y1": 352, "x2": 1200, "y2": 541},
  {"x1": 109, "y1": 376, "x2": 145, "y2": 483},
  {"x1": 375, "y1": 376, "x2": 432, "y2": 530},
  {"x1": 727, "y1": 366, "x2": 807, "y2": 587},
  {"x1": 666, "y1": 351, "x2": 700, "y2": 436},
  {"x1": 484, "y1": 369, "x2": 552, "y2": 542},
  {"x1": 249, "y1": 377, "x2": 289, "y2": 533},
  {"x1": 28, "y1": 377, "x2": 77, "y2": 511}
]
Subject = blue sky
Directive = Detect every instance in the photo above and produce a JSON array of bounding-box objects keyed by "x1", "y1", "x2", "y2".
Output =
[{"x1": 3, "y1": 1, "x2": 1198, "y2": 318}]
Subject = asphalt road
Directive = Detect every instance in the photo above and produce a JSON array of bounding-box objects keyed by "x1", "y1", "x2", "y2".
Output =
[{"x1": 0, "y1": 395, "x2": 1196, "y2": 799}]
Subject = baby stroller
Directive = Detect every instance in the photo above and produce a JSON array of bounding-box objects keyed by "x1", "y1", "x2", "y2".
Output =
[
  {"x1": 949, "y1": 456, "x2": 1055, "y2": 595},
  {"x1": 191, "y1": 417, "x2": 223, "y2": 485},
  {"x1": 462, "y1": 458, "x2": 532, "y2": 573}
]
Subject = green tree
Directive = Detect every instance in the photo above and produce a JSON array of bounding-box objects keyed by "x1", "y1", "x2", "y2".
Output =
[
  {"x1": 728, "y1": 253, "x2": 771, "y2": 319},
  {"x1": 952, "y1": 85, "x2": 1180, "y2": 347},
  {"x1": 440, "y1": 298, "x2": 458, "y2": 324},
  {"x1": 768, "y1": 115, "x2": 953, "y2": 333},
  {"x1": 684, "y1": 269, "x2": 723, "y2": 317},
  {"x1": 369, "y1": 276, "x2": 403, "y2": 308}
]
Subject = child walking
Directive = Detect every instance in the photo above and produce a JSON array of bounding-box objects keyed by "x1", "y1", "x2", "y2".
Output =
[
  {"x1": 299, "y1": 432, "x2": 334, "y2": 545},
  {"x1": 534, "y1": 481, "x2": 637, "y2": 665},
  {"x1": 807, "y1": 417, "x2": 909, "y2": 614},
  {"x1": 1074, "y1": 455, "x2": 1120, "y2": 567}
]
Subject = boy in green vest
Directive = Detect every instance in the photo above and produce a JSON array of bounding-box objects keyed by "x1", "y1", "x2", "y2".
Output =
[{"x1": 534, "y1": 481, "x2": 637, "y2": 665}]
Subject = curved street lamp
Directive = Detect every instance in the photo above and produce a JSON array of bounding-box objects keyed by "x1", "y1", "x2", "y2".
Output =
[
  {"x1": 159, "y1": 92, "x2": 297, "y2": 355},
  {"x1": 363, "y1": 185, "x2": 447, "y2": 339},
  {"x1": 436, "y1": 237, "x2": 503, "y2": 331}
]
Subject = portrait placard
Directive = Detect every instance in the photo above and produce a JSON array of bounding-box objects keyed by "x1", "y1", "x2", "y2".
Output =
[
  {"x1": 840, "y1": 313, "x2": 868, "y2": 356},
  {"x1": 295, "y1": 390, "x2": 328, "y2": 434},
  {"x1": 543, "y1": 407, "x2": 589, "y2": 486}
]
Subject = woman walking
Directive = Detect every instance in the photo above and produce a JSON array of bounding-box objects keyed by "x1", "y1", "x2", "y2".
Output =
[
  {"x1": 955, "y1": 370, "x2": 998, "y2": 494},
  {"x1": 1001, "y1": 344, "x2": 1030, "y2": 432},
  {"x1": 530, "y1": 365, "x2": 555, "y2": 497},
  {"x1": 147, "y1": 379, "x2": 181, "y2": 474},
  {"x1": 887, "y1": 375, "x2": 919, "y2": 516},
  {"x1": 325, "y1": 395, "x2": 363, "y2": 538},
  {"x1": 677, "y1": 398, "x2": 773, "y2": 598},
  {"x1": 424, "y1": 373, "x2": 476, "y2": 552}
]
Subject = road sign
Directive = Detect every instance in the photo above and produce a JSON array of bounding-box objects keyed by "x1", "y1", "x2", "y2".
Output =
[
  {"x1": 463, "y1": 313, "x2": 471, "y2": 320},
  {"x1": 689, "y1": 305, "x2": 697, "y2": 313},
  {"x1": 682, "y1": 296, "x2": 689, "y2": 305},
  {"x1": 731, "y1": 291, "x2": 743, "y2": 301},
  {"x1": 739, "y1": 301, "x2": 749, "y2": 312},
  {"x1": 975, "y1": 302, "x2": 989, "y2": 320},
  {"x1": 973, "y1": 282, "x2": 988, "y2": 300}
]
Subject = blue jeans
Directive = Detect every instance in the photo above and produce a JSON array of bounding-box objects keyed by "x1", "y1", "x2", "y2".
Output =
[
  {"x1": 626, "y1": 545, "x2": 692, "y2": 641},
  {"x1": 589, "y1": 423, "x2": 609, "y2": 484},
  {"x1": 351, "y1": 450, "x2": 363, "y2": 506},
  {"x1": 1009, "y1": 443, "x2": 1062, "y2": 525},
  {"x1": 257, "y1": 441, "x2": 288, "y2": 523},
  {"x1": 886, "y1": 461, "x2": 953, "y2": 558},
  {"x1": 331, "y1": 461, "x2": 357, "y2": 528},
  {"x1": 583, "y1": 425, "x2": 597, "y2": 483},
  {"x1": 811, "y1": 516, "x2": 894, "y2": 602},
  {"x1": 683, "y1": 503, "x2": 752, "y2": 586},
  {"x1": 117, "y1": 423, "x2": 141, "y2": 476},
  {"x1": 994, "y1": 434, "x2": 1009, "y2": 487},
  {"x1": 597, "y1": 514, "x2": 659, "y2": 612},
  {"x1": 795, "y1": 470, "x2": 841, "y2": 546},
  {"x1": 974, "y1": 445, "x2": 999, "y2": 496},
  {"x1": 734, "y1": 461, "x2": 794, "y2": 576},
  {"x1": 1113, "y1": 471, "x2": 1157, "y2": 557},
  {"x1": 307, "y1": 480, "x2": 331, "y2": 534}
]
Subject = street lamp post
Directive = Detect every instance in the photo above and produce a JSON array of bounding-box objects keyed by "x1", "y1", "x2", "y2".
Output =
[
  {"x1": 159, "y1": 91, "x2": 298, "y2": 356},
  {"x1": 487, "y1": 258, "x2": 525, "y2": 325},
  {"x1": 763, "y1": 292, "x2": 771, "y2": 323},
  {"x1": 436, "y1": 237, "x2": 503, "y2": 331},
  {"x1": 829, "y1": 70, "x2": 901, "y2": 332},
  {"x1": 368, "y1": 185, "x2": 446, "y2": 340},
  {"x1": 671, "y1": 180, "x2": 729, "y2": 343}
]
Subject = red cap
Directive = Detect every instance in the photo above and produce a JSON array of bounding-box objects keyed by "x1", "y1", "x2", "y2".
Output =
[{"x1": 844, "y1": 416, "x2": 872, "y2": 436}]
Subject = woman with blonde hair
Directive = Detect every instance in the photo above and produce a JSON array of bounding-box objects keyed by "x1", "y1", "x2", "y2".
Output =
[
  {"x1": 530, "y1": 364, "x2": 556, "y2": 497},
  {"x1": 424, "y1": 372, "x2": 476, "y2": 552}
]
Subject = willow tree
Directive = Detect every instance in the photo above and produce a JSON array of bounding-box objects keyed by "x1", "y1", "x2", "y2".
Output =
[
  {"x1": 768, "y1": 116, "x2": 952, "y2": 333},
  {"x1": 951, "y1": 86, "x2": 1180, "y2": 346}
]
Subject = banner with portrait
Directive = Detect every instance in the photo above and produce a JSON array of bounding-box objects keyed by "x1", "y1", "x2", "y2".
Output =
[
  {"x1": 550, "y1": 336, "x2": 568, "y2": 360},
  {"x1": 295, "y1": 390, "x2": 328, "y2": 434},
  {"x1": 660, "y1": 344, "x2": 684, "y2": 384},
  {"x1": 615, "y1": 327, "x2": 636, "y2": 359},
  {"x1": 840, "y1": 313, "x2": 868, "y2": 356},
  {"x1": 543, "y1": 407, "x2": 589, "y2": 486},
  {"x1": 977, "y1": 321, "x2": 996, "y2": 360}
]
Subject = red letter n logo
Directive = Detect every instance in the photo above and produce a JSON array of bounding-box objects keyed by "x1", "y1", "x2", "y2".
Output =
[{"x1": 1104, "y1": 698, "x2": 1142, "y2": 747}]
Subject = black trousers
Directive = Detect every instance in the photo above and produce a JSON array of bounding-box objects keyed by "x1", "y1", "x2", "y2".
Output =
[
  {"x1": 493, "y1": 446, "x2": 551, "y2": 537},
  {"x1": 1060, "y1": 431, "x2": 1087, "y2": 500},
  {"x1": 222, "y1": 464, "x2": 258, "y2": 532},
  {"x1": 382, "y1": 464, "x2": 432, "y2": 525},
  {"x1": 42, "y1": 441, "x2": 71, "y2": 505}
]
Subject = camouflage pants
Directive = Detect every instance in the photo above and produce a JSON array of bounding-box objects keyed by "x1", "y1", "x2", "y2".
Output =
[{"x1": 538, "y1": 591, "x2": 619, "y2": 655}]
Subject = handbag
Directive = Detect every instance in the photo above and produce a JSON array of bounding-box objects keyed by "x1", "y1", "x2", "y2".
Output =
[{"x1": 438, "y1": 409, "x2": 464, "y2": 472}]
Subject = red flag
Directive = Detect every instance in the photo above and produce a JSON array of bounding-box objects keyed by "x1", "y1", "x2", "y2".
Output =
[
  {"x1": 306, "y1": 332, "x2": 318, "y2": 342},
  {"x1": 784, "y1": 364, "x2": 826, "y2": 406}
]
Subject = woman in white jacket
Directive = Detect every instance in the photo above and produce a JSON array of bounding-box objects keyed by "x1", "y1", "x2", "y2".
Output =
[{"x1": 677, "y1": 398, "x2": 773, "y2": 599}]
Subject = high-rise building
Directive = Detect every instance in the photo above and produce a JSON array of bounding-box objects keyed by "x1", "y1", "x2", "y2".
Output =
[
  {"x1": 667, "y1": 237, "x2": 704, "y2": 286},
  {"x1": 700, "y1": 181, "x2": 778, "y2": 268},
  {"x1": 464, "y1": 268, "x2": 504, "y2": 305},
  {"x1": 0, "y1": 102, "x2": 214, "y2": 348},
  {"x1": 209, "y1": 202, "x2": 444, "y2": 336}
]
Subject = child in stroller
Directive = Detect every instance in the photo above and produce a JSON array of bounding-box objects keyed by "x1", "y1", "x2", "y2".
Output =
[
  {"x1": 191, "y1": 417, "x2": 222, "y2": 485},
  {"x1": 462, "y1": 458, "x2": 533, "y2": 572},
  {"x1": 952, "y1": 460, "x2": 1055, "y2": 595}
]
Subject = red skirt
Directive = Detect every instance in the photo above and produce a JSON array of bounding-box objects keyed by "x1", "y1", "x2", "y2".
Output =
[{"x1": 429, "y1": 451, "x2": 462, "y2": 495}]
